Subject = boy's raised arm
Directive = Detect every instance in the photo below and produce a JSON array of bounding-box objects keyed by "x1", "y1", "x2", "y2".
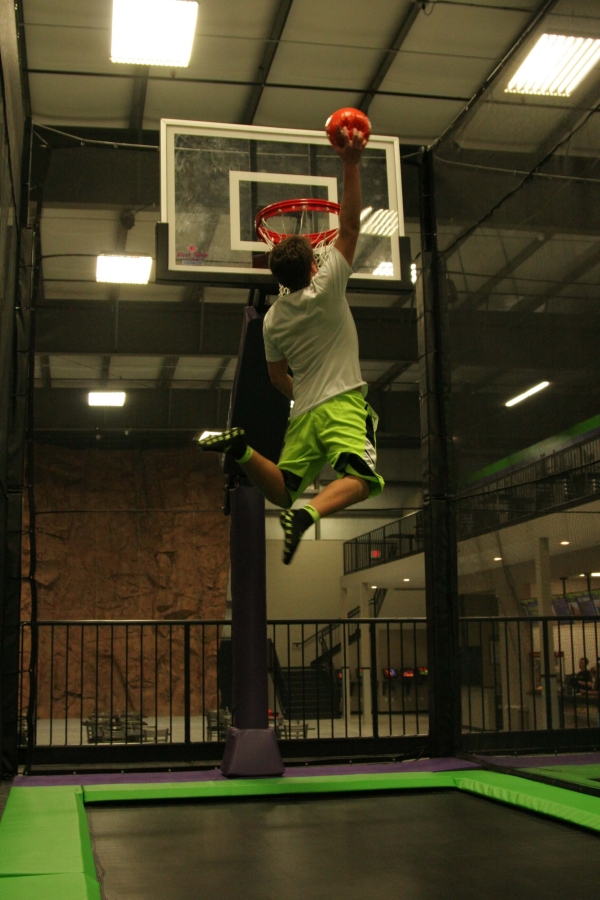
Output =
[{"x1": 333, "y1": 128, "x2": 367, "y2": 267}]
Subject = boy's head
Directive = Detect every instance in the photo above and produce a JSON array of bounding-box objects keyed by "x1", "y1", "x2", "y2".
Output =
[{"x1": 268, "y1": 235, "x2": 317, "y2": 293}]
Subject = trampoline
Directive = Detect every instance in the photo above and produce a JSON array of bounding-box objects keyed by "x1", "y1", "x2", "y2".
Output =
[{"x1": 2, "y1": 764, "x2": 600, "y2": 900}]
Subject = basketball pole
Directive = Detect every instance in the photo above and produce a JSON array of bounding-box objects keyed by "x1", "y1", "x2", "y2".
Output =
[{"x1": 220, "y1": 305, "x2": 285, "y2": 778}]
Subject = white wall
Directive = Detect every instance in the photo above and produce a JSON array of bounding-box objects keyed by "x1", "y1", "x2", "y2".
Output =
[
  {"x1": 265, "y1": 447, "x2": 423, "y2": 619},
  {"x1": 266, "y1": 539, "x2": 344, "y2": 619}
]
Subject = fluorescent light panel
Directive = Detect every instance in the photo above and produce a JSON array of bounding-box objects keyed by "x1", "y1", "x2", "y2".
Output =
[
  {"x1": 505, "y1": 381, "x2": 549, "y2": 407},
  {"x1": 111, "y1": 0, "x2": 198, "y2": 67},
  {"x1": 506, "y1": 34, "x2": 600, "y2": 97},
  {"x1": 96, "y1": 255, "x2": 152, "y2": 284},
  {"x1": 372, "y1": 261, "x2": 394, "y2": 277},
  {"x1": 361, "y1": 208, "x2": 399, "y2": 237},
  {"x1": 88, "y1": 392, "x2": 126, "y2": 407}
]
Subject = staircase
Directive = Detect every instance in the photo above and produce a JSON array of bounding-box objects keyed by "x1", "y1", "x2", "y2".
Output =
[{"x1": 278, "y1": 665, "x2": 341, "y2": 719}]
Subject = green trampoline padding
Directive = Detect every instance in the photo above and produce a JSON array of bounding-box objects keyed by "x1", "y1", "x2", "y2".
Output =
[
  {"x1": 2, "y1": 770, "x2": 600, "y2": 900},
  {"x1": 0, "y1": 874, "x2": 100, "y2": 900},
  {"x1": 523, "y1": 763, "x2": 600, "y2": 791},
  {"x1": 82, "y1": 771, "x2": 457, "y2": 803}
]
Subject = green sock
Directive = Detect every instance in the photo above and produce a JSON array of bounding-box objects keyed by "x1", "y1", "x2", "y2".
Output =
[
  {"x1": 304, "y1": 503, "x2": 320, "y2": 523},
  {"x1": 235, "y1": 446, "x2": 253, "y2": 465}
]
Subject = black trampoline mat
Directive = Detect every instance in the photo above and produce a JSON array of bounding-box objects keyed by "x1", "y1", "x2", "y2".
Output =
[{"x1": 87, "y1": 790, "x2": 600, "y2": 900}]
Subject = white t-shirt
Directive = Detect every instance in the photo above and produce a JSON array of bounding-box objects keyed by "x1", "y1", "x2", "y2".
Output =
[{"x1": 263, "y1": 246, "x2": 367, "y2": 419}]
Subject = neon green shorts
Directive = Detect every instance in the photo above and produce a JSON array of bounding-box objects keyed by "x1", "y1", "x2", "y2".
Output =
[{"x1": 278, "y1": 390, "x2": 385, "y2": 504}]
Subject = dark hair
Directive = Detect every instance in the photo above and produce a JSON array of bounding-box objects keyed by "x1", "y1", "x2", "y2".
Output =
[{"x1": 268, "y1": 235, "x2": 314, "y2": 292}]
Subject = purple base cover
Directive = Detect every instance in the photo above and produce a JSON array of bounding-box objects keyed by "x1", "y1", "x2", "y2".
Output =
[{"x1": 221, "y1": 727, "x2": 285, "y2": 778}]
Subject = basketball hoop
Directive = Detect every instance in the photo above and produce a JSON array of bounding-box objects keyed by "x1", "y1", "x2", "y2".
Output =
[{"x1": 255, "y1": 198, "x2": 340, "y2": 294}]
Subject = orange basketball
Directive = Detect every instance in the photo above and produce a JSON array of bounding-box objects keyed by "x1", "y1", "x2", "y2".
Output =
[{"x1": 325, "y1": 108, "x2": 371, "y2": 148}]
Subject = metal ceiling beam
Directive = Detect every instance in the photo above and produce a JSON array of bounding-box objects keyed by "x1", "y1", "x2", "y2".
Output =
[
  {"x1": 34, "y1": 301, "x2": 600, "y2": 370},
  {"x1": 241, "y1": 0, "x2": 294, "y2": 124},
  {"x1": 35, "y1": 302, "x2": 418, "y2": 361},
  {"x1": 358, "y1": 2, "x2": 421, "y2": 115},
  {"x1": 369, "y1": 360, "x2": 414, "y2": 393},
  {"x1": 32, "y1": 387, "x2": 421, "y2": 451},
  {"x1": 211, "y1": 357, "x2": 231, "y2": 391},
  {"x1": 181, "y1": 284, "x2": 204, "y2": 304},
  {"x1": 157, "y1": 356, "x2": 179, "y2": 390},
  {"x1": 100, "y1": 355, "x2": 111, "y2": 385},
  {"x1": 40, "y1": 355, "x2": 51, "y2": 389},
  {"x1": 457, "y1": 233, "x2": 554, "y2": 312},
  {"x1": 512, "y1": 242, "x2": 600, "y2": 312},
  {"x1": 129, "y1": 65, "x2": 149, "y2": 140},
  {"x1": 536, "y1": 79, "x2": 600, "y2": 162}
]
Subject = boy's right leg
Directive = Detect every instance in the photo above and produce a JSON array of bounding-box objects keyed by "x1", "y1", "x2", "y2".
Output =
[{"x1": 241, "y1": 450, "x2": 291, "y2": 508}]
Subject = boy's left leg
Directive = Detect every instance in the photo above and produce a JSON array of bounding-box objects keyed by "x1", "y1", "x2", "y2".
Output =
[
  {"x1": 280, "y1": 474, "x2": 368, "y2": 564},
  {"x1": 197, "y1": 428, "x2": 291, "y2": 507},
  {"x1": 280, "y1": 392, "x2": 384, "y2": 564}
]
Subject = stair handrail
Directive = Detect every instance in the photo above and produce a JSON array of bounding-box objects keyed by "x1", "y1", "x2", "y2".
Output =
[{"x1": 292, "y1": 606, "x2": 361, "y2": 648}]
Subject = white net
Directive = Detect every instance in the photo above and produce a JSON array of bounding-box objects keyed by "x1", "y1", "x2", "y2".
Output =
[{"x1": 257, "y1": 203, "x2": 340, "y2": 295}]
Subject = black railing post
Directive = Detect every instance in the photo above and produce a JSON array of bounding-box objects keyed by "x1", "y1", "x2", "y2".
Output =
[
  {"x1": 184, "y1": 623, "x2": 191, "y2": 748},
  {"x1": 541, "y1": 618, "x2": 554, "y2": 731},
  {"x1": 25, "y1": 620, "x2": 37, "y2": 770},
  {"x1": 418, "y1": 147, "x2": 460, "y2": 757},
  {"x1": 369, "y1": 621, "x2": 379, "y2": 739}
]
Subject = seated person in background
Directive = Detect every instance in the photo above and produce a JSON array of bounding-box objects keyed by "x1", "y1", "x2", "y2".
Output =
[{"x1": 568, "y1": 657, "x2": 593, "y2": 692}]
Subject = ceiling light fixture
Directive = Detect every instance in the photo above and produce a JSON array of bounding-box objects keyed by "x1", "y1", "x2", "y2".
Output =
[
  {"x1": 560, "y1": 541, "x2": 570, "y2": 546},
  {"x1": 111, "y1": 0, "x2": 199, "y2": 67},
  {"x1": 403, "y1": 578, "x2": 410, "y2": 582},
  {"x1": 494, "y1": 557, "x2": 502, "y2": 561},
  {"x1": 592, "y1": 573, "x2": 600, "y2": 577},
  {"x1": 505, "y1": 381, "x2": 549, "y2": 407},
  {"x1": 506, "y1": 34, "x2": 600, "y2": 98},
  {"x1": 88, "y1": 392, "x2": 126, "y2": 407},
  {"x1": 96, "y1": 255, "x2": 153, "y2": 285}
]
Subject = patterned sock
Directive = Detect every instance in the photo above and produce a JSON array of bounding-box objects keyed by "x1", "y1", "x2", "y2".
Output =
[
  {"x1": 280, "y1": 507, "x2": 316, "y2": 565},
  {"x1": 197, "y1": 427, "x2": 251, "y2": 462},
  {"x1": 304, "y1": 504, "x2": 321, "y2": 524}
]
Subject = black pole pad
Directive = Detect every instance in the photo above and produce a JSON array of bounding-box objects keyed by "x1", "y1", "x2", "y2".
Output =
[
  {"x1": 222, "y1": 482, "x2": 284, "y2": 777},
  {"x1": 229, "y1": 483, "x2": 269, "y2": 729},
  {"x1": 224, "y1": 306, "x2": 290, "y2": 476}
]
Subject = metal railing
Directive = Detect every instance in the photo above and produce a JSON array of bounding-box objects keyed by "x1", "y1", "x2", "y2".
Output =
[
  {"x1": 19, "y1": 617, "x2": 428, "y2": 759},
  {"x1": 343, "y1": 512, "x2": 424, "y2": 574},
  {"x1": 18, "y1": 614, "x2": 600, "y2": 763},
  {"x1": 460, "y1": 616, "x2": 600, "y2": 741},
  {"x1": 457, "y1": 460, "x2": 600, "y2": 538},
  {"x1": 344, "y1": 455, "x2": 600, "y2": 575}
]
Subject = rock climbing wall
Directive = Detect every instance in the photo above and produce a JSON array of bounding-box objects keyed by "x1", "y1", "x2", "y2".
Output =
[{"x1": 25, "y1": 444, "x2": 230, "y2": 721}]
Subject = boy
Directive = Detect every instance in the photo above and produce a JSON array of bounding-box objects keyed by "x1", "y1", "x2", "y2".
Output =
[{"x1": 199, "y1": 128, "x2": 384, "y2": 564}]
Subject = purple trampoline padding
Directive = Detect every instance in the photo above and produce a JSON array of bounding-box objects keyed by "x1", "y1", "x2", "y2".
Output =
[
  {"x1": 13, "y1": 757, "x2": 477, "y2": 788},
  {"x1": 480, "y1": 752, "x2": 600, "y2": 769}
]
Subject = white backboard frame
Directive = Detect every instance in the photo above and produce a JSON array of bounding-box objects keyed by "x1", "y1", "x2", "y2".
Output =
[{"x1": 160, "y1": 119, "x2": 405, "y2": 283}]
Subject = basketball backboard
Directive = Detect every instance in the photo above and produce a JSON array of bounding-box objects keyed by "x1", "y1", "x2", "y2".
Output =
[{"x1": 157, "y1": 119, "x2": 411, "y2": 292}]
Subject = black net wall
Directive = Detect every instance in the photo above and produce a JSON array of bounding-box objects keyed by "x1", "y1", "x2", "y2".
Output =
[{"x1": 431, "y1": 0, "x2": 600, "y2": 740}]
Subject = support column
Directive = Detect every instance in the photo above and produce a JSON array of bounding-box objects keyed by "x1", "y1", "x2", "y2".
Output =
[
  {"x1": 418, "y1": 148, "x2": 461, "y2": 756},
  {"x1": 535, "y1": 537, "x2": 559, "y2": 728},
  {"x1": 220, "y1": 481, "x2": 284, "y2": 777},
  {"x1": 359, "y1": 584, "x2": 373, "y2": 731}
]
